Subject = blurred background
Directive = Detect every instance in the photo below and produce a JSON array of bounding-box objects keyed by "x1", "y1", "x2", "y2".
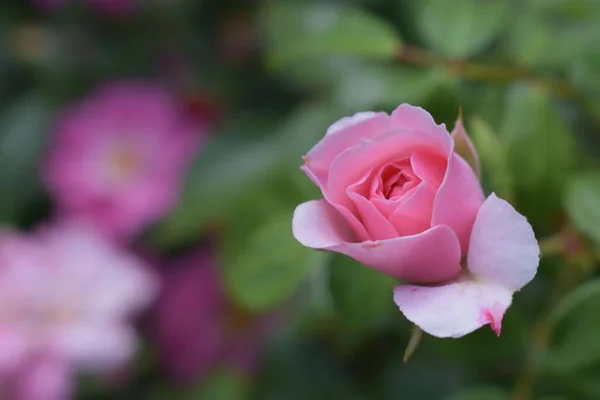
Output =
[{"x1": 1, "y1": 0, "x2": 600, "y2": 399}]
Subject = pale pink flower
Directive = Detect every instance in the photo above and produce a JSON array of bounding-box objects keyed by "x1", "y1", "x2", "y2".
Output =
[
  {"x1": 44, "y1": 82, "x2": 204, "y2": 240},
  {"x1": 292, "y1": 104, "x2": 539, "y2": 338},
  {"x1": 150, "y1": 243, "x2": 270, "y2": 384},
  {"x1": 0, "y1": 223, "x2": 157, "y2": 398}
]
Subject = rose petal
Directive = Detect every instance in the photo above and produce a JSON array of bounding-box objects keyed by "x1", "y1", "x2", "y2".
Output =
[
  {"x1": 292, "y1": 200, "x2": 357, "y2": 248},
  {"x1": 348, "y1": 192, "x2": 399, "y2": 240},
  {"x1": 390, "y1": 104, "x2": 453, "y2": 154},
  {"x1": 467, "y1": 193, "x2": 540, "y2": 291},
  {"x1": 327, "y1": 130, "x2": 448, "y2": 210},
  {"x1": 326, "y1": 112, "x2": 378, "y2": 136},
  {"x1": 389, "y1": 182, "x2": 436, "y2": 236},
  {"x1": 432, "y1": 153, "x2": 484, "y2": 252},
  {"x1": 303, "y1": 112, "x2": 390, "y2": 187},
  {"x1": 410, "y1": 151, "x2": 447, "y2": 187},
  {"x1": 451, "y1": 115, "x2": 481, "y2": 177},
  {"x1": 347, "y1": 172, "x2": 399, "y2": 240},
  {"x1": 394, "y1": 278, "x2": 512, "y2": 338},
  {"x1": 330, "y1": 225, "x2": 462, "y2": 284}
]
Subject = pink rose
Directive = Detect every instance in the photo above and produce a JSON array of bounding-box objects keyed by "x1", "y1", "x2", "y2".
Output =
[
  {"x1": 293, "y1": 104, "x2": 540, "y2": 338},
  {"x1": 44, "y1": 81, "x2": 206, "y2": 240}
]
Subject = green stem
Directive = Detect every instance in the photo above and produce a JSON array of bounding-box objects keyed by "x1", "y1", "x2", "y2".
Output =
[{"x1": 395, "y1": 45, "x2": 576, "y2": 99}]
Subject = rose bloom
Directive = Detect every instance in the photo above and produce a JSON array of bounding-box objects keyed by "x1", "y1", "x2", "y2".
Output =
[
  {"x1": 44, "y1": 82, "x2": 203, "y2": 240},
  {"x1": 0, "y1": 223, "x2": 157, "y2": 400},
  {"x1": 150, "y1": 243, "x2": 270, "y2": 384},
  {"x1": 292, "y1": 104, "x2": 540, "y2": 338}
]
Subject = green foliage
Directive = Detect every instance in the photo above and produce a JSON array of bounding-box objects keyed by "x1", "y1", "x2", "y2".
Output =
[
  {"x1": 468, "y1": 116, "x2": 514, "y2": 199},
  {"x1": 261, "y1": 2, "x2": 401, "y2": 69},
  {"x1": 415, "y1": 0, "x2": 510, "y2": 58},
  {"x1": 329, "y1": 255, "x2": 397, "y2": 330},
  {"x1": 565, "y1": 173, "x2": 600, "y2": 248},
  {"x1": 499, "y1": 85, "x2": 576, "y2": 229},
  {"x1": 446, "y1": 386, "x2": 508, "y2": 400},
  {"x1": 222, "y1": 210, "x2": 322, "y2": 312}
]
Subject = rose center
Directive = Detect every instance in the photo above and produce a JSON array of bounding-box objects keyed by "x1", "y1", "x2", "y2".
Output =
[{"x1": 380, "y1": 164, "x2": 413, "y2": 200}]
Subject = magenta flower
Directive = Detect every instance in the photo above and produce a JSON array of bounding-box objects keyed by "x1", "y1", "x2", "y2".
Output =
[
  {"x1": 292, "y1": 104, "x2": 540, "y2": 338},
  {"x1": 0, "y1": 222, "x2": 157, "y2": 399},
  {"x1": 44, "y1": 82, "x2": 204, "y2": 240},
  {"x1": 151, "y1": 244, "x2": 270, "y2": 384}
]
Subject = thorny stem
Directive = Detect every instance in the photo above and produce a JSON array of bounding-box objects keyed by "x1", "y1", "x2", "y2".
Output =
[
  {"x1": 395, "y1": 45, "x2": 577, "y2": 99},
  {"x1": 511, "y1": 235, "x2": 584, "y2": 400}
]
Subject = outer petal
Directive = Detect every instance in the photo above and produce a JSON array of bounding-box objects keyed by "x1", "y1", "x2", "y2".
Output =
[
  {"x1": 432, "y1": 153, "x2": 485, "y2": 252},
  {"x1": 467, "y1": 193, "x2": 540, "y2": 291},
  {"x1": 292, "y1": 200, "x2": 356, "y2": 248},
  {"x1": 390, "y1": 104, "x2": 453, "y2": 154},
  {"x1": 394, "y1": 278, "x2": 512, "y2": 338},
  {"x1": 303, "y1": 112, "x2": 390, "y2": 187},
  {"x1": 330, "y1": 225, "x2": 462, "y2": 284}
]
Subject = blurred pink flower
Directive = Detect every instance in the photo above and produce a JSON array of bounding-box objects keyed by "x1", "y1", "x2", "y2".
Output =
[
  {"x1": 151, "y1": 243, "x2": 270, "y2": 385},
  {"x1": 0, "y1": 223, "x2": 157, "y2": 399},
  {"x1": 44, "y1": 82, "x2": 204, "y2": 241},
  {"x1": 33, "y1": 0, "x2": 136, "y2": 16}
]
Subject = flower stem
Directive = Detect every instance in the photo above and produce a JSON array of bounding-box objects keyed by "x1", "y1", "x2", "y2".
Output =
[{"x1": 395, "y1": 45, "x2": 576, "y2": 99}]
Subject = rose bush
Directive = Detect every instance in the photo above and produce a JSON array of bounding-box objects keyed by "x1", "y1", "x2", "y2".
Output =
[{"x1": 292, "y1": 104, "x2": 540, "y2": 338}]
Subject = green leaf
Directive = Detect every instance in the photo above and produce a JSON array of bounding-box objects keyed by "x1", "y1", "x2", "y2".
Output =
[
  {"x1": 446, "y1": 386, "x2": 508, "y2": 400},
  {"x1": 261, "y1": 2, "x2": 401, "y2": 69},
  {"x1": 223, "y1": 210, "x2": 323, "y2": 311},
  {"x1": 416, "y1": 0, "x2": 510, "y2": 58},
  {"x1": 189, "y1": 370, "x2": 249, "y2": 400},
  {"x1": 564, "y1": 173, "x2": 600, "y2": 247},
  {"x1": 0, "y1": 94, "x2": 52, "y2": 223},
  {"x1": 329, "y1": 255, "x2": 396, "y2": 330},
  {"x1": 499, "y1": 85, "x2": 575, "y2": 228},
  {"x1": 468, "y1": 116, "x2": 514, "y2": 200}
]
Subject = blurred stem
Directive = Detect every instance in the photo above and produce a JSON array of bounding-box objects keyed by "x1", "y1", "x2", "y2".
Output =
[
  {"x1": 395, "y1": 45, "x2": 576, "y2": 99},
  {"x1": 511, "y1": 234, "x2": 583, "y2": 400}
]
